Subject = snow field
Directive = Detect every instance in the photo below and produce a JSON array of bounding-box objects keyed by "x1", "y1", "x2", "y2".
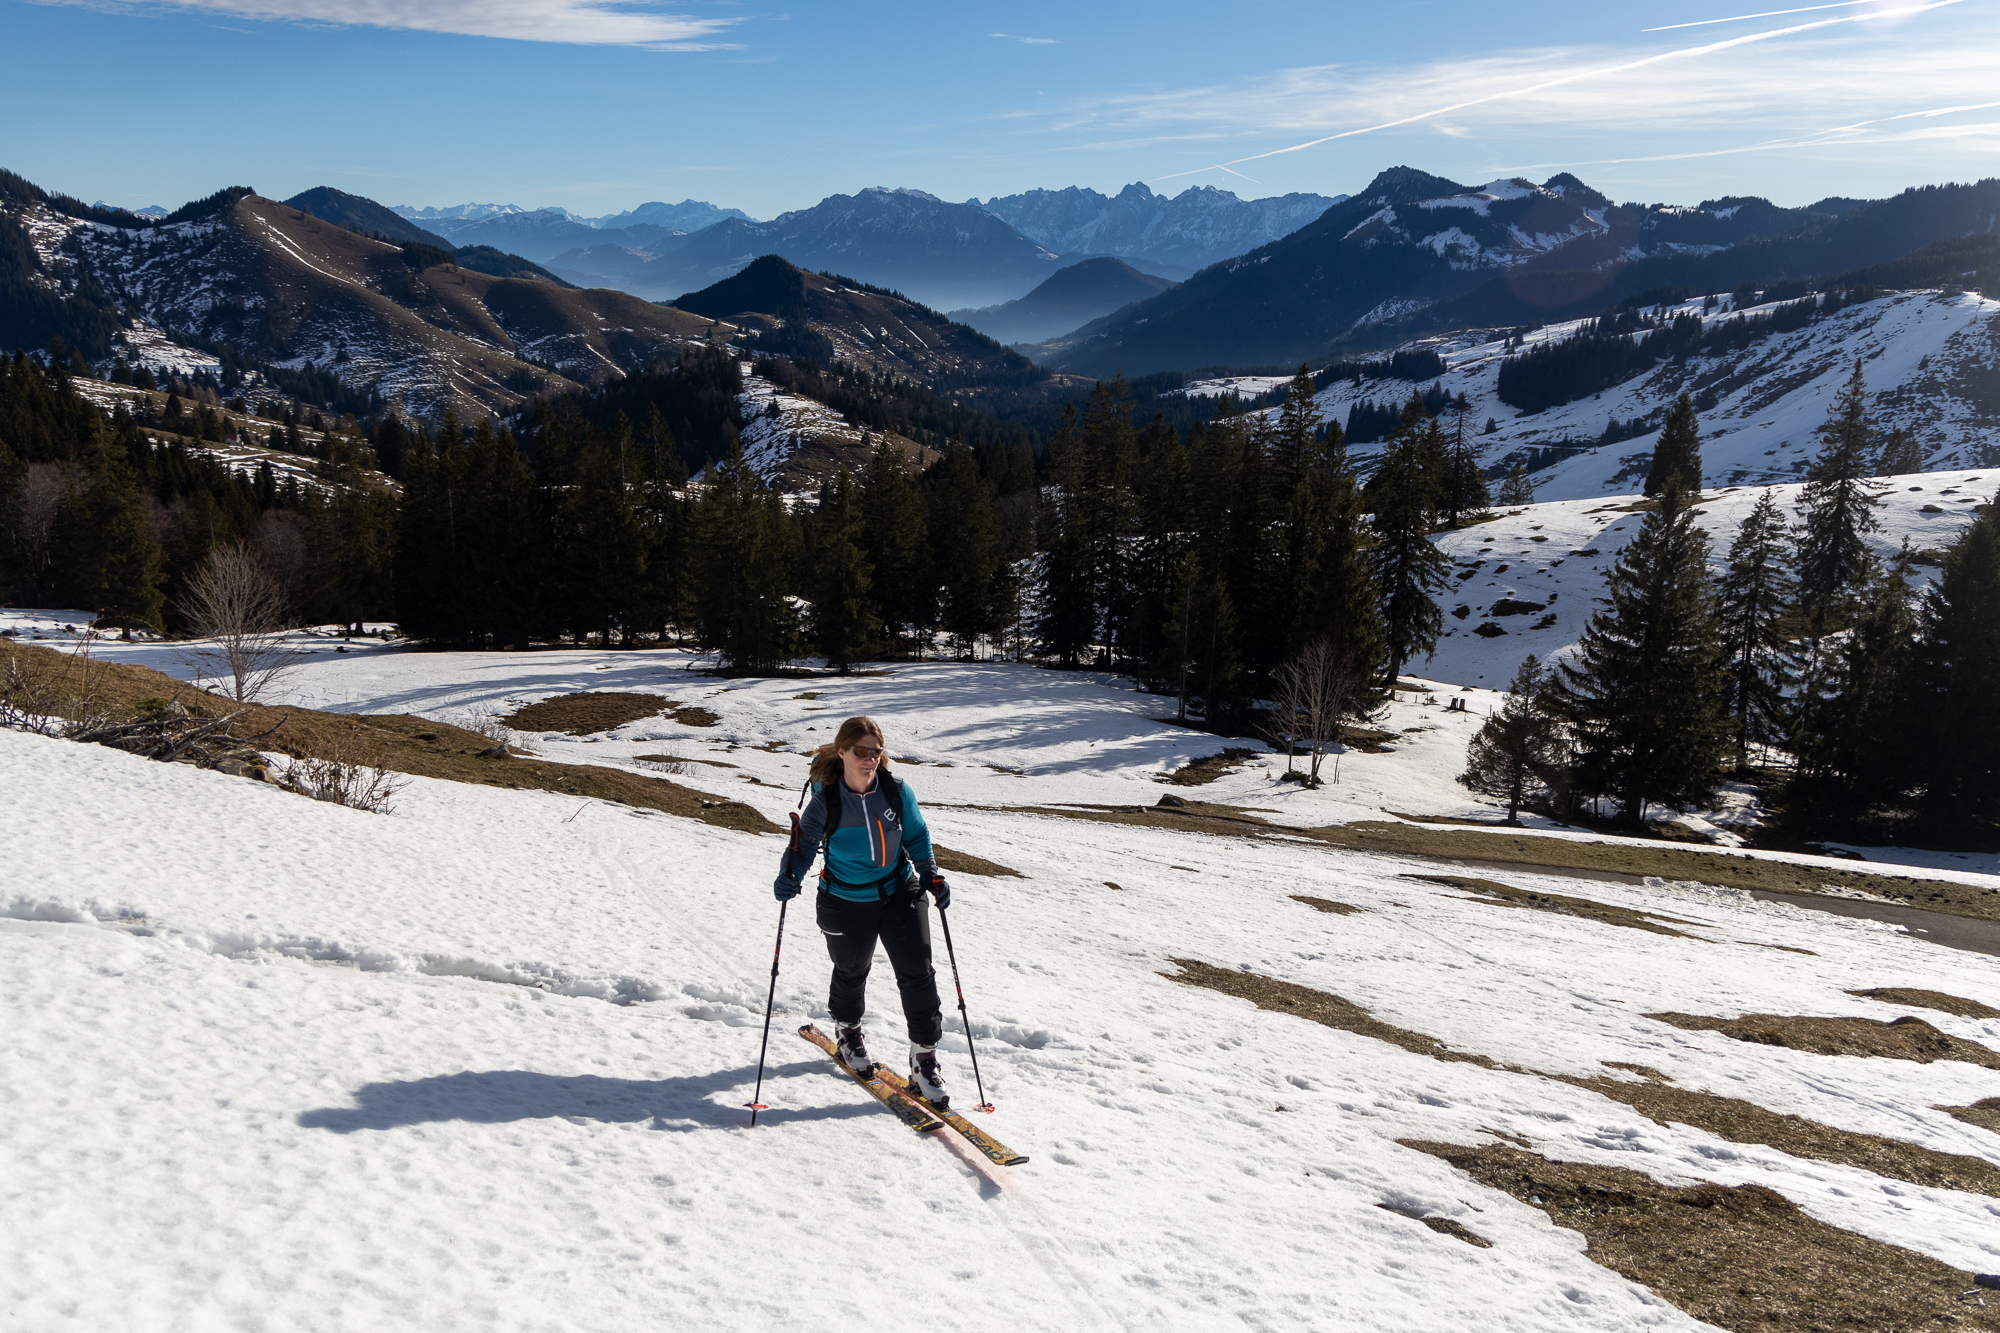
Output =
[{"x1": 6, "y1": 639, "x2": 2000, "y2": 1330}]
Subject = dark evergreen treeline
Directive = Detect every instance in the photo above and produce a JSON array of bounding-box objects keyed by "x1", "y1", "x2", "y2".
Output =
[
  {"x1": 0, "y1": 351, "x2": 394, "y2": 633},
  {"x1": 1496, "y1": 285, "x2": 1886, "y2": 416}
]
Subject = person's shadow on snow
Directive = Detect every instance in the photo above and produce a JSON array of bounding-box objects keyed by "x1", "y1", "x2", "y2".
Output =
[{"x1": 297, "y1": 1059, "x2": 869, "y2": 1133}]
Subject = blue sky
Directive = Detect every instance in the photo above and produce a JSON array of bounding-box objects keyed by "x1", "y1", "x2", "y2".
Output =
[{"x1": 2, "y1": 0, "x2": 1996, "y2": 219}]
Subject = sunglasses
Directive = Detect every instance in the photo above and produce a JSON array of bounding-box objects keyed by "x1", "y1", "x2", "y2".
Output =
[{"x1": 847, "y1": 745, "x2": 884, "y2": 760}]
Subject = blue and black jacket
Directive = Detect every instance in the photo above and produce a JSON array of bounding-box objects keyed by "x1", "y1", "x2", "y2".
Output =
[{"x1": 780, "y1": 768, "x2": 938, "y2": 901}]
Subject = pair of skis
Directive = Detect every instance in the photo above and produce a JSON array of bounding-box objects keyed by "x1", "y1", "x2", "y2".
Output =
[{"x1": 797, "y1": 1023, "x2": 1027, "y2": 1167}]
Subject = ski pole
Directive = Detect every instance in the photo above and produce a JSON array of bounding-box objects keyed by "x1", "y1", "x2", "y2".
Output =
[
  {"x1": 746, "y1": 898, "x2": 788, "y2": 1126},
  {"x1": 936, "y1": 906, "x2": 994, "y2": 1113}
]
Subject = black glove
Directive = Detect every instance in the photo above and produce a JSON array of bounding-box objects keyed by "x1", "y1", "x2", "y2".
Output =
[
  {"x1": 920, "y1": 868, "x2": 951, "y2": 910},
  {"x1": 773, "y1": 871, "x2": 801, "y2": 901}
]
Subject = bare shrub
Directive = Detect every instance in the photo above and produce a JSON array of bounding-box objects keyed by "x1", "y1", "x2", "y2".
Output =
[
  {"x1": 636, "y1": 751, "x2": 695, "y2": 776},
  {"x1": 277, "y1": 754, "x2": 407, "y2": 814},
  {"x1": 1269, "y1": 639, "x2": 1369, "y2": 786},
  {"x1": 175, "y1": 544, "x2": 303, "y2": 703},
  {"x1": 1, "y1": 640, "x2": 114, "y2": 736}
]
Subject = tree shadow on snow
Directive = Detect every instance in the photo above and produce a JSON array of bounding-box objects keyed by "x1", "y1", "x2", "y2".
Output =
[{"x1": 297, "y1": 1058, "x2": 870, "y2": 1133}]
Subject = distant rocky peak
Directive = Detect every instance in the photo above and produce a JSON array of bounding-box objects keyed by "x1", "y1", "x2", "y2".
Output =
[
  {"x1": 1540, "y1": 174, "x2": 1610, "y2": 208},
  {"x1": 1358, "y1": 166, "x2": 1473, "y2": 206}
]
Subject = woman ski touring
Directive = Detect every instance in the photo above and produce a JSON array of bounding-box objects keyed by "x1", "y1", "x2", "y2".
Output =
[{"x1": 772, "y1": 716, "x2": 955, "y2": 1108}]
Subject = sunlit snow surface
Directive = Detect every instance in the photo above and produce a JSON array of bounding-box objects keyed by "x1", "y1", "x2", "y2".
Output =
[{"x1": 6, "y1": 591, "x2": 2000, "y2": 1329}]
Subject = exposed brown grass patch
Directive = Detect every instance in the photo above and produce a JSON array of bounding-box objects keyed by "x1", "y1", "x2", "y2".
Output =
[
  {"x1": 1, "y1": 642, "x2": 777, "y2": 835},
  {"x1": 1647, "y1": 1012, "x2": 2000, "y2": 1070},
  {"x1": 1402, "y1": 873, "x2": 1699, "y2": 938},
  {"x1": 1939, "y1": 1100, "x2": 2000, "y2": 1135},
  {"x1": 501, "y1": 692, "x2": 668, "y2": 734},
  {"x1": 637, "y1": 753, "x2": 737, "y2": 769},
  {"x1": 1166, "y1": 747, "x2": 1261, "y2": 786},
  {"x1": 932, "y1": 847, "x2": 1022, "y2": 879},
  {"x1": 1292, "y1": 895, "x2": 1364, "y2": 915},
  {"x1": 1567, "y1": 1073, "x2": 2000, "y2": 1197},
  {"x1": 1852, "y1": 989, "x2": 2000, "y2": 1020},
  {"x1": 1168, "y1": 956, "x2": 2000, "y2": 1198},
  {"x1": 1404, "y1": 1141, "x2": 2000, "y2": 1333},
  {"x1": 671, "y1": 705, "x2": 721, "y2": 727},
  {"x1": 985, "y1": 792, "x2": 1996, "y2": 924},
  {"x1": 1163, "y1": 959, "x2": 1506, "y2": 1069}
]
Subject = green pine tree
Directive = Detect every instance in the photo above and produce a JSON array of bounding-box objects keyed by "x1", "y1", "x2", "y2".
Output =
[
  {"x1": 1912, "y1": 499, "x2": 2000, "y2": 826},
  {"x1": 1717, "y1": 492, "x2": 1796, "y2": 769},
  {"x1": 811, "y1": 468, "x2": 880, "y2": 672},
  {"x1": 927, "y1": 442, "x2": 1003, "y2": 658},
  {"x1": 1795, "y1": 359, "x2": 1886, "y2": 635},
  {"x1": 1645, "y1": 393, "x2": 1703, "y2": 497},
  {"x1": 690, "y1": 445, "x2": 798, "y2": 672},
  {"x1": 1498, "y1": 459, "x2": 1535, "y2": 505},
  {"x1": 1459, "y1": 654, "x2": 1568, "y2": 823},
  {"x1": 1440, "y1": 394, "x2": 1491, "y2": 528},
  {"x1": 1878, "y1": 427, "x2": 1923, "y2": 477},
  {"x1": 1368, "y1": 403, "x2": 1450, "y2": 685},
  {"x1": 862, "y1": 434, "x2": 933, "y2": 655},
  {"x1": 1555, "y1": 486, "x2": 1729, "y2": 823}
]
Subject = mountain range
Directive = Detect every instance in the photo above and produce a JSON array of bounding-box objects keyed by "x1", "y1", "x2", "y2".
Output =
[
  {"x1": 973, "y1": 182, "x2": 1344, "y2": 277},
  {"x1": 0, "y1": 175, "x2": 719, "y2": 418},
  {"x1": 1044, "y1": 167, "x2": 2000, "y2": 375}
]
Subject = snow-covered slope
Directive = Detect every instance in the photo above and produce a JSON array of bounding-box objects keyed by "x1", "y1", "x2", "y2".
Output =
[
  {"x1": 1419, "y1": 467, "x2": 1994, "y2": 688},
  {"x1": 5, "y1": 636, "x2": 1999, "y2": 1331},
  {"x1": 1264, "y1": 288, "x2": 2000, "y2": 499}
]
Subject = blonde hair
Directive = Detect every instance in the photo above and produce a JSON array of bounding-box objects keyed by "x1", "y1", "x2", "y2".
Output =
[{"x1": 808, "y1": 715, "x2": 891, "y2": 787}]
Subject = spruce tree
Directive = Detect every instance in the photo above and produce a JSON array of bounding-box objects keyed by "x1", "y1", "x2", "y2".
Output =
[
  {"x1": 1498, "y1": 459, "x2": 1535, "y2": 505},
  {"x1": 1645, "y1": 393, "x2": 1703, "y2": 497},
  {"x1": 1460, "y1": 654, "x2": 1568, "y2": 823},
  {"x1": 1368, "y1": 404, "x2": 1450, "y2": 684},
  {"x1": 690, "y1": 445, "x2": 797, "y2": 671},
  {"x1": 1912, "y1": 500, "x2": 2000, "y2": 826},
  {"x1": 1161, "y1": 550, "x2": 1241, "y2": 724},
  {"x1": 556, "y1": 431, "x2": 645, "y2": 646},
  {"x1": 1440, "y1": 394, "x2": 1491, "y2": 529},
  {"x1": 1555, "y1": 485, "x2": 1729, "y2": 823},
  {"x1": 1795, "y1": 550, "x2": 1920, "y2": 819},
  {"x1": 53, "y1": 447, "x2": 165, "y2": 632},
  {"x1": 1717, "y1": 492, "x2": 1796, "y2": 768},
  {"x1": 1035, "y1": 405, "x2": 1097, "y2": 665},
  {"x1": 811, "y1": 468, "x2": 879, "y2": 672},
  {"x1": 1795, "y1": 359, "x2": 1886, "y2": 635},
  {"x1": 927, "y1": 442, "x2": 1003, "y2": 657},
  {"x1": 861, "y1": 435, "x2": 932, "y2": 654},
  {"x1": 1131, "y1": 416, "x2": 1194, "y2": 686}
]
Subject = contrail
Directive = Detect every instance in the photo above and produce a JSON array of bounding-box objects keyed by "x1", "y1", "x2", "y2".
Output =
[
  {"x1": 1642, "y1": 1, "x2": 1875, "y2": 32},
  {"x1": 1148, "y1": 0, "x2": 1966, "y2": 184}
]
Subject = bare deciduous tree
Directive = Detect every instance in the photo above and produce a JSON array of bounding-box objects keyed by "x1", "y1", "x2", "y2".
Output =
[
  {"x1": 1270, "y1": 638, "x2": 1369, "y2": 787},
  {"x1": 176, "y1": 544, "x2": 302, "y2": 703}
]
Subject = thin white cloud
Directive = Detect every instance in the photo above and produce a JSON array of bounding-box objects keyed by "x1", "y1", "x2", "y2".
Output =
[
  {"x1": 32, "y1": 0, "x2": 740, "y2": 47},
  {"x1": 1144, "y1": 0, "x2": 1968, "y2": 180},
  {"x1": 990, "y1": 32, "x2": 1058, "y2": 44},
  {"x1": 1641, "y1": 0, "x2": 1877, "y2": 32}
]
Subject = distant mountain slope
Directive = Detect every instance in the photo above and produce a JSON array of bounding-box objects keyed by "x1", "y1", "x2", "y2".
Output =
[
  {"x1": 1277, "y1": 287, "x2": 2000, "y2": 501},
  {"x1": 975, "y1": 182, "x2": 1344, "y2": 275},
  {"x1": 2, "y1": 181, "x2": 720, "y2": 417},
  {"x1": 947, "y1": 258, "x2": 1175, "y2": 346},
  {"x1": 592, "y1": 200, "x2": 751, "y2": 232},
  {"x1": 449, "y1": 245, "x2": 572, "y2": 287},
  {"x1": 1052, "y1": 168, "x2": 2000, "y2": 376},
  {"x1": 571, "y1": 188, "x2": 1066, "y2": 310},
  {"x1": 284, "y1": 187, "x2": 453, "y2": 249},
  {"x1": 673, "y1": 254, "x2": 1036, "y2": 385}
]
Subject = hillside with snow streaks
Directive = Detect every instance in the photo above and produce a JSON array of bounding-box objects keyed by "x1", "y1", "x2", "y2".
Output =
[
  {"x1": 1283, "y1": 288, "x2": 2000, "y2": 500},
  {"x1": 1416, "y1": 469, "x2": 1994, "y2": 689}
]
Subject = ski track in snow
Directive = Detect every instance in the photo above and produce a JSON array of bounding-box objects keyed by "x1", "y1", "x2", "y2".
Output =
[{"x1": 5, "y1": 613, "x2": 2000, "y2": 1330}]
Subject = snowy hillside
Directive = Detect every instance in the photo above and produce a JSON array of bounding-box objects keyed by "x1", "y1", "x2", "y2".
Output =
[
  {"x1": 6, "y1": 632, "x2": 2000, "y2": 1331},
  {"x1": 1418, "y1": 467, "x2": 1995, "y2": 688},
  {"x1": 1220, "y1": 288, "x2": 2000, "y2": 500},
  {"x1": 732, "y1": 364, "x2": 936, "y2": 494}
]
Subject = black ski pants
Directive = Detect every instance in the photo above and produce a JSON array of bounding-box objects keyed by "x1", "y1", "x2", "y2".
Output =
[{"x1": 815, "y1": 883, "x2": 943, "y2": 1047}]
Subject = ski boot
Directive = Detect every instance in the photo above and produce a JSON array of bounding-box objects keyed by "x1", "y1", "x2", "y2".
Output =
[
  {"x1": 834, "y1": 1023, "x2": 872, "y2": 1074},
  {"x1": 909, "y1": 1045, "x2": 949, "y2": 1110}
]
